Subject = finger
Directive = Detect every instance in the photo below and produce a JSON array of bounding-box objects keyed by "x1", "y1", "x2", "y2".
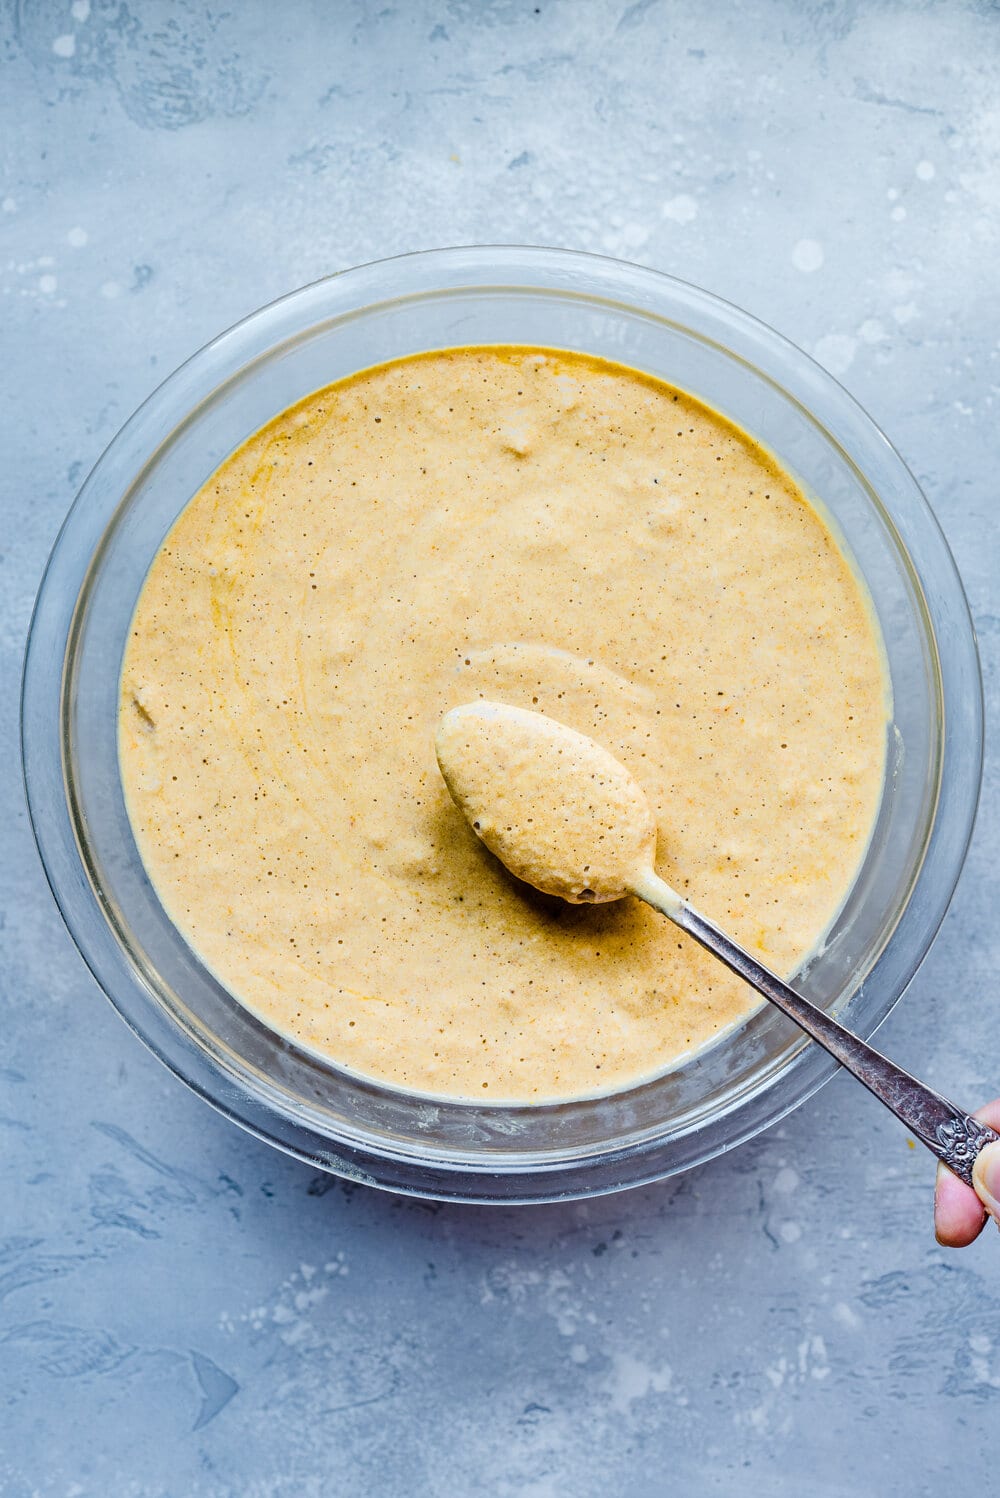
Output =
[
  {"x1": 934, "y1": 1099, "x2": 1000, "y2": 1249},
  {"x1": 935, "y1": 1161, "x2": 987, "y2": 1247},
  {"x1": 972, "y1": 1140, "x2": 1000, "y2": 1222}
]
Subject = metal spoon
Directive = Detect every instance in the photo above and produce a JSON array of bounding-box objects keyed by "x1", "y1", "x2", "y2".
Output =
[{"x1": 436, "y1": 700, "x2": 998, "y2": 1187}]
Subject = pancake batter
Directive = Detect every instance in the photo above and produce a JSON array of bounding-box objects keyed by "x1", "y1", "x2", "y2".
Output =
[{"x1": 119, "y1": 347, "x2": 888, "y2": 1100}]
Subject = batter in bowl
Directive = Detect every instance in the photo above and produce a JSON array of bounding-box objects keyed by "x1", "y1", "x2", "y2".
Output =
[{"x1": 119, "y1": 347, "x2": 889, "y2": 1101}]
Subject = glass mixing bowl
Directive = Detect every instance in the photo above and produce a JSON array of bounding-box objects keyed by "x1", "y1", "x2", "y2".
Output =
[{"x1": 21, "y1": 246, "x2": 982, "y2": 1202}]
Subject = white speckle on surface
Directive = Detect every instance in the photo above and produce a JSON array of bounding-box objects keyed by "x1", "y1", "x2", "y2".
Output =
[
  {"x1": 1, "y1": 196, "x2": 15, "y2": 213},
  {"x1": 569, "y1": 1343, "x2": 589, "y2": 1364},
  {"x1": 618, "y1": 221, "x2": 650, "y2": 249},
  {"x1": 607, "y1": 1352, "x2": 672, "y2": 1413},
  {"x1": 891, "y1": 205, "x2": 907, "y2": 222},
  {"x1": 67, "y1": 225, "x2": 88, "y2": 247},
  {"x1": 100, "y1": 280, "x2": 121, "y2": 299},
  {"x1": 893, "y1": 302, "x2": 919, "y2": 325},
  {"x1": 813, "y1": 333, "x2": 857, "y2": 375},
  {"x1": 293, "y1": 1287, "x2": 327, "y2": 1311},
  {"x1": 779, "y1": 1220, "x2": 802, "y2": 1243},
  {"x1": 792, "y1": 238, "x2": 824, "y2": 272},
  {"x1": 71, "y1": 0, "x2": 91, "y2": 18},
  {"x1": 278, "y1": 1318, "x2": 311, "y2": 1349},
  {"x1": 834, "y1": 1301, "x2": 862, "y2": 1330},
  {"x1": 745, "y1": 1402, "x2": 770, "y2": 1432},
  {"x1": 887, "y1": 187, "x2": 899, "y2": 201},
  {"x1": 916, "y1": 160, "x2": 936, "y2": 181},
  {"x1": 662, "y1": 193, "x2": 698, "y2": 224},
  {"x1": 859, "y1": 317, "x2": 886, "y2": 343},
  {"x1": 773, "y1": 1166, "x2": 799, "y2": 1195},
  {"x1": 970, "y1": 1333, "x2": 992, "y2": 1355},
  {"x1": 38, "y1": 274, "x2": 57, "y2": 294},
  {"x1": 52, "y1": 33, "x2": 75, "y2": 57},
  {"x1": 969, "y1": 1344, "x2": 1000, "y2": 1389}
]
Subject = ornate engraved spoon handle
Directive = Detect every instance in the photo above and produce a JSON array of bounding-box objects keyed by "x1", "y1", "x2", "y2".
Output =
[{"x1": 633, "y1": 870, "x2": 999, "y2": 1188}]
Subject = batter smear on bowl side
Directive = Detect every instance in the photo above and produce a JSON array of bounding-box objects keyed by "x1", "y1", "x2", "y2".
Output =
[{"x1": 119, "y1": 347, "x2": 889, "y2": 1101}]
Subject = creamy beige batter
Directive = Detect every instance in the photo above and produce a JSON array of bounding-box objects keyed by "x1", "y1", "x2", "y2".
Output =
[
  {"x1": 436, "y1": 700, "x2": 659, "y2": 903},
  {"x1": 120, "y1": 346, "x2": 888, "y2": 1101}
]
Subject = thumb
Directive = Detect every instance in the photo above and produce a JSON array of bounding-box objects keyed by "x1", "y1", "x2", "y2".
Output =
[{"x1": 972, "y1": 1140, "x2": 1000, "y2": 1222}]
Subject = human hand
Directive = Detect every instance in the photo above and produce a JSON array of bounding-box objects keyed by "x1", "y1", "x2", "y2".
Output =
[{"x1": 934, "y1": 1100, "x2": 1000, "y2": 1246}]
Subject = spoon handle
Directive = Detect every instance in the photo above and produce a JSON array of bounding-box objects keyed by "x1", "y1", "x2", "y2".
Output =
[{"x1": 633, "y1": 869, "x2": 999, "y2": 1188}]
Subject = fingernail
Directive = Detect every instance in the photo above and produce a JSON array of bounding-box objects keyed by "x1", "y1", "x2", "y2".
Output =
[{"x1": 972, "y1": 1141, "x2": 1000, "y2": 1219}]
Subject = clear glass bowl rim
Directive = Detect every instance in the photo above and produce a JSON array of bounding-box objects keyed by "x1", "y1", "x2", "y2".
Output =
[{"x1": 21, "y1": 244, "x2": 984, "y2": 1203}]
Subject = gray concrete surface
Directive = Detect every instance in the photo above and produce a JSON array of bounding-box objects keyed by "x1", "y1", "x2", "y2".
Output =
[{"x1": 3, "y1": 2, "x2": 999, "y2": 1494}]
